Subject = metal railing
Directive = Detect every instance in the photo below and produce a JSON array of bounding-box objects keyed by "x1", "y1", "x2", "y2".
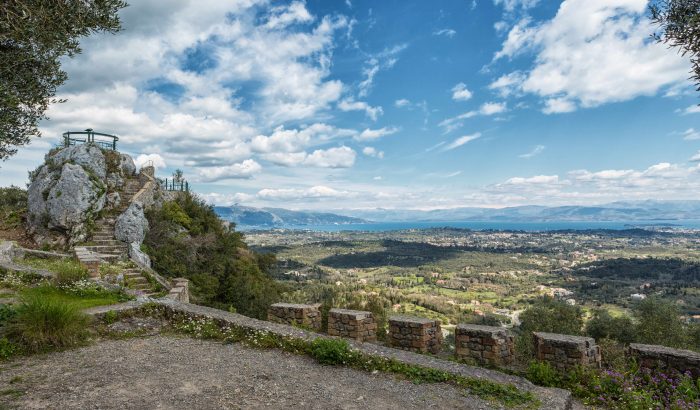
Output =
[
  {"x1": 63, "y1": 129, "x2": 119, "y2": 150},
  {"x1": 162, "y1": 178, "x2": 189, "y2": 192}
]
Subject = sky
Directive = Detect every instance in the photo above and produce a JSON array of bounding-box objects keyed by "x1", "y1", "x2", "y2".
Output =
[{"x1": 2, "y1": 0, "x2": 699, "y2": 211}]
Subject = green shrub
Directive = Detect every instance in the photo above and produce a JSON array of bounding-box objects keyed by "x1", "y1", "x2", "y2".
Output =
[
  {"x1": 0, "y1": 337, "x2": 19, "y2": 360},
  {"x1": 586, "y1": 309, "x2": 636, "y2": 345},
  {"x1": 526, "y1": 361, "x2": 561, "y2": 387},
  {"x1": 20, "y1": 257, "x2": 88, "y2": 286},
  {"x1": 7, "y1": 293, "x2": 91, "y2": 352},
  {"x1": 310, "y1": 338, "x2": 356, "y2": 365}
]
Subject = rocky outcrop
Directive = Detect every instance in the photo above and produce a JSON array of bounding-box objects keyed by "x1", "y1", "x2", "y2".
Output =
[
  {"x1": 26, "y1": 144, "x2": 137, "y2": 247},
  {"x1": 115, "y1": 202, "x2": 148, "y2": 245}
]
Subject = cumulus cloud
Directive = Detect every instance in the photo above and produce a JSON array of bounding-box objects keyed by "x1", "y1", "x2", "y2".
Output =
[
  {"x1": 257, "y1": 185, "x2": 352, "y2": 200},
  {"x1": 337, "y1": 99, "x2": 383, "y2": 121},
  {"x1": 493, "y1": 0, "x2": 692, "y2": 113},
  {"x1": 134, "y1": 153, "x2": 166, "y2": 170},
  {"x1": 681, "y1": 105, "x2": 700, "y2": 115},
  {"x1": 493, "y1": 0, "x2": 540, "y2": 12},
  {"x1": 503, "y1": 175, "x2": 559, "y2": 185},
  {"x1": 451, "y1": 83, "x2": 473, "y2": 101},
  {"x1": 263, "y1": 146, "x2": 356, "y2": 168},
  {"x1": 198, "y1": 159, "x2": 262, "y2": 181},
  {"x1": 362, "y1": 146, "x2": 384, "y2": 159},
  {"x1": 691, "y1": 151, "x2": 700, "y2": 162}
]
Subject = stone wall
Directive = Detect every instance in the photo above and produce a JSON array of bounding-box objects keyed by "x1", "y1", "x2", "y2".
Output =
[
  {"x1": 327, "y1": 309, "x2": 377, "y2": 343},
  {"x1": 388, "y1": 316, "x2": 442, "y2": 354},
  {"x1": 267, "y1": 303, "x2": 322, "y2": 331},
  {"x1": 455, "y1": 324, "x2": 514, "y2": 365},
  {"x1": 628, "y1": 343, "x2": 700, "y2": 377},
  {"x1": 167, "y1": 278, "x2": 190, "y2": 303},
  {"x1": 533, "y1": 332, "x2": 601, "y2": 370}
]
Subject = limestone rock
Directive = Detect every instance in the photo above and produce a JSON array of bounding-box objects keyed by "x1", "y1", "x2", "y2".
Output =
[
  {"x1": 106, "y1": 172, "x2": 124, "y2": 190},
  {"x1": 47, "y1": 164, "x2": 104, "y2": 231},
  {"x1": 106, "y1": 192, "x2": 121, "y2": 209},
  {"x1": 51, "y1": 144, "x2": 106, "y2": 180},
  {"x1": 115, "y1": 202, "x2": 149, "y2": 245},
  {"x1": 120, "y1": 153, "x2": 136, "y2": 176},
  {"x1": 129, "y1": 242, "x2": 151, "y2": 268}
]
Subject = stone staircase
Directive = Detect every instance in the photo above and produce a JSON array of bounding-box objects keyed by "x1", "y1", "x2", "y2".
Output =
[{"x1": 76, "y1": 177, "x2": 159, "y2": 296}]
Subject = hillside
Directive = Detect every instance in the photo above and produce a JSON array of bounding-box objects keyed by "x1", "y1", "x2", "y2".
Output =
[{"x1": 214, "y1": 205, "x2": 368, "y2": 227}]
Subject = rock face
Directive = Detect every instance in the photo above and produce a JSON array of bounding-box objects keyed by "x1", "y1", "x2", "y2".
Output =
[
  {"x1": 26, "y1": 144, "x2": 137, "y2": 247},
  {"x1": 115, "y1": 202, "x2": 148, "y2": 245}
]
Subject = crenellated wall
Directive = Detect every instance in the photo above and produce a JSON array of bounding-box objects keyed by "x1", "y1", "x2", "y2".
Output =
[
  {"x1": 533, "y1": 332, "x2": 601, "y2": 371},
  {"x1": 388, "y1": 316, "x2": 442, "y2": 354},
  {"x1": 267, "y1": 303, "x2": 322, "y2": 331},
  {"x1": 455, "y1": 324, "x2": 514, "y2": 365},
  {"x1": 327, "y1": 308, "x2": 377, "y2": 342},
  {"x1": 628, "y1": 343, "x2": 700, "y2": 377}
]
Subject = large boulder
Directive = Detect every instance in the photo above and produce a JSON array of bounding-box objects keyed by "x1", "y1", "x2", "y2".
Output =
[
  {"x1": 51, "y1": 144, "x2": 107, "y2": 180},
  {"x1": 26, "y1": 143, "x2": 141, "y2": 249},
  {"x1": 115, "y1": 202, "x2": 148, "y2": 245}
]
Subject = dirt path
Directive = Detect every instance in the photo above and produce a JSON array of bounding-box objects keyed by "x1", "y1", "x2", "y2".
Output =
[{"x1": 0, "y1": 335, "x2": 499, "y2": 409}]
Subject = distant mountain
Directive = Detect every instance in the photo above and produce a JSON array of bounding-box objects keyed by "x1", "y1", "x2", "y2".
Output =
[
  {"x1": 214, "y1": 205, "x2": 368, "y2": 227},
  {"x1": 339, "y1": 200, "x2": 700, "y2": 223}
]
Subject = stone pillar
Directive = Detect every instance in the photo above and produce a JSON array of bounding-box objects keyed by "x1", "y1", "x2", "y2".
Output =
[
  {"x1": 455, "y1": 324, "x2": 514, "y2": 365},
  {"x1": 327, "y1": 308, "x2": 377, "y2": 343},
  {"x1": 267, "y1": 303, "x2": 322, "y2": 331},
  {"x1": 168, "y1": 278, "x2": 189, "y2": 303},
  {"x1": 628, "y1": 344, "x2": 700, "y2": 377},
  {"x1": 533, "y1": 332, "x2": 601, "y2": 371},
  {"x1": 388, "y1": 316, "x2": 442, "y2": 354}
]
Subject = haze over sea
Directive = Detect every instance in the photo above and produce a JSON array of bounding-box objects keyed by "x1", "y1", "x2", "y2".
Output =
[{"x1": 237, "y1": 220, "x2": 700, "y2": 232}]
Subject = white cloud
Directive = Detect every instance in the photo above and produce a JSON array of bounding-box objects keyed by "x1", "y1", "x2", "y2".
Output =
[
  {"x1": 134, "y1": 153, "x2": 166, "y2": 170},
  {"x1": 451, "y1": 83, "x2": 473, "y2": 101},
  {"x1": 257, "y1": 185, "x2": 352, "y2": 200},
  {"x1": 543, "y1": 98, "x2": 576, "y2": 114},
  {"x1": 488, "y1": 71, "x2": 525, "y2": 97},
  {"x1": 263, "y1": 146, "x2": 356, "y2": 168},
  {"x1": 493, "y1": 0, "x2": 540, "y2": 12},
  {"x1": 439, "y1": 102, "x2": 507, "y2": 132},
  {"x1": 681, "y1": 105, "x2": 700, "y2": 115},
  {"x1": 355, "y1": 127, "x2": 400, "y2": 141},
  {"x1": 264, "y1": 1, "x2": 313, "y2": 29},
  {"x1": 683, "y1": 128, "x2": 700, "y2": 141},
  {"x1": 691, "y1": 151, "x2": 700, "y2": 162},
  {"x1": 442, "y1": 133, "x2": 481, "y2": 151},
  {"x1": 304, "y1": 146, "x2": 356, "y2": 168},
  {"x1": 494, "y1": 0, "x2": 692, "y2": 113},
  {"x1": 337, "y1": 99, "x2": 383, "y2": 121},
  {"x1": 358, "y1": 44, "x2": 407, "y2": 97},
  {"x1": 362, "y1": 146, "x2": 384, "y2": 159},
  {"x1": 504, "y1": 175, "x2": 559, "y2": 185},
  {"x1": 519, "y1": 145, "x2": 545, "y2": 158},
  {"x1": 198, "y1": 159, "x2": 262, "y2": 181},
  {"x1": 433, "y1": 28, "x2": 457, "y2": 38},
  {"x1": 394, "y1": 98, "x2": 411, "y2": 108}
]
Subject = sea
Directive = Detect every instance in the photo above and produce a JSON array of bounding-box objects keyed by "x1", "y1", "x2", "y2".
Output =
[{"x1": 235, "y1": 220, "x2": 700, "y2": 232}]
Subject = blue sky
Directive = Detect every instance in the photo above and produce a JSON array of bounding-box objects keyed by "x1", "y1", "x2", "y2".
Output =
[{"x1": 2, "y1": 0, "x2": 699, "y2": 210}]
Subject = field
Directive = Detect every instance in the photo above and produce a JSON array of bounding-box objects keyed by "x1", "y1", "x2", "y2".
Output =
[{"x1": 247, "y1": 227, "x2": 700, "y2": 327}]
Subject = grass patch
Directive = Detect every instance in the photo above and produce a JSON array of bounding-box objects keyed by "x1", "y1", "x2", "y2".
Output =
[
  {"x1": 21, "y1": 285, "x2": 127, "y2": 309},
  {"x1": 19, "y1": 257, "x2": 87, "y2": 285},
  {"x1": 6, "y1": 292, "x2": 91, "y2": 353}
]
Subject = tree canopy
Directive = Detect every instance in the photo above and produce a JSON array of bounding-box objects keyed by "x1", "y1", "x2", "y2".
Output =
[
  {"x1": 650, "y1": 0, "x2": 700, "y2": 94},
  {"x1": 0, "y1": 0, "x2": 127, "y2": 160}
]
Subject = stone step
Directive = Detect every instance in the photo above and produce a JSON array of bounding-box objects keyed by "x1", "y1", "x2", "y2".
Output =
[
  {"x1": 84, "y1": 246, "x2": 128, "y2": 254},
  {"x1": 93, "y1": 239, "x2": 122, "y2": 245}
]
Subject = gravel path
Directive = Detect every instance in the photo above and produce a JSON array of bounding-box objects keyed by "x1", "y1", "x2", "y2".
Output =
[{"x1": 0, "y1": 335, "x2": 499, "y2": 409}]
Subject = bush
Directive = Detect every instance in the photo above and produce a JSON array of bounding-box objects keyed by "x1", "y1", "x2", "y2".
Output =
[
  {"x1": 516, "y1": 297, "x2": 584, "y2": 360},
  {"x1": 526, "y1": 361, "x2": 561, "y2": 387},
  {"x1": 586, "y1": 309, "x2": 637, "y2": 345},
  {"x1": 0, "y1": 337, "x2": 19, "y2": 360},
  {"x1": 633, "y1": 297, "x2": 689, "y2": 349},
  {"x1": 7, "y1": 292, "x2": 91, "y2": 352},
  {"x1": 310, "y1": 338, "x2": 356, "y2": 365}
]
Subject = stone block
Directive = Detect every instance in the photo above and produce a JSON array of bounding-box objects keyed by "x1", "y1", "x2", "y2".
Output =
[
  {"x1": 533, "y1": 332, "x2": 601, "y2": 370},
  {"x1": 388, "y1": 316, "x2": 442, "y2": 354},
  {"x1": 267, "y1": 303, "x2": 322, "y2": 331},
  {"x1": 454, "y1": 324, "x2": 514, "y2": 365},
  {"x1": 628, "y1": 344, "x2": 700, "y2": 377}
]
